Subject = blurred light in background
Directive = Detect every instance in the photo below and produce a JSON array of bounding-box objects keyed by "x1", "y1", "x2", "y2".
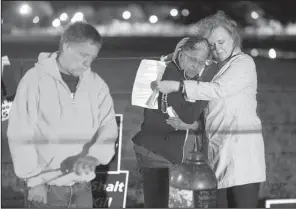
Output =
[
  {"x1": 60, "y1": 13, "x2": 68, "y2": 21},
  {"x1": 250, "y1": 48, "x2": 259, "y2": 57},
  {"x1": 71, "y1": 12, "x2": 84, "y2": 23},
  {"x1": 181, "y1": 9, "x2": 190, "y2": 17},
  {"x1": 122, "y1": 11, "x2": 131, "y2": 20},
  {"x1": 269, "y1": 48, "x2": 277, "y2": 59},
  {"x1": 149, "y1": 15, "x2": 158, "y2": 24},
  {"x1": 19, "y1": 3, "x2": 32, "y2": 16},
  {"x1": 251, "y1": 11, "x2": 259, "y2": 20},
  {"x1": 52, "y1": 18, "x2": 61, "y2": 28},
  {"x1": 170, "y1": 9, "x2": 178, "y2": 17},
  {"x1": 33, "y1": 16, "x2": 40, "y2": 24}
]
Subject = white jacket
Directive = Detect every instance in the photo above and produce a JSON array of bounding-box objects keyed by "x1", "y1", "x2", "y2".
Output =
[{"x1": 184, "y1": 53, "x2": 266, "y2": 189}]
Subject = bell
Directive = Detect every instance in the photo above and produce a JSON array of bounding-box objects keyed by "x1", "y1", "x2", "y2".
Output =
[{"x1": 169, "y1": 134, "x2": 217, "y2": 208}]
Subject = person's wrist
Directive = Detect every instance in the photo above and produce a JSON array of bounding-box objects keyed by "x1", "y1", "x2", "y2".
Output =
[
  {"x1": 182, "y1": 81, "x2": 186, "y2": 94},
  {"x1": 28, "y1": 184, "x2": 46, "y2": 189},
  {"x1": 191, "y1": 121, "x2": 198, "y2": 131},
  {"x1": 85, "y1": 155, "x2": 100, "y2": 165},
  {"x1": 172, "y1": 81, "x2": 180, "y2": 92},
  {"x1": 178, "y1": 81, "x2": 184, "y2": 92}
]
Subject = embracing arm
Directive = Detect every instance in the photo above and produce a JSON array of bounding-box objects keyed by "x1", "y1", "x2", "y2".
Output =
[
  {"x1": 185, "y1": 121, "x2": 199, "y2": 131},
  {"x1": 184, "y1": 55, "x2": 256, "y2": 101},
  {"x1": 166, "y1": 118, "x2": 201, "y2": 131}
]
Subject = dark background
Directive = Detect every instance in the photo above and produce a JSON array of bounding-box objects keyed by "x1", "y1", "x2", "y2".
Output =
[{"x1": 2, "y1": 0, "x2": 296, "y2": 208}]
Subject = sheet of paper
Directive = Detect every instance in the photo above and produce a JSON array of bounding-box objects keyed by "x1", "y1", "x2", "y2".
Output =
[{"x1": 132, "y1": 59, "x2": 166, "y2": 109}]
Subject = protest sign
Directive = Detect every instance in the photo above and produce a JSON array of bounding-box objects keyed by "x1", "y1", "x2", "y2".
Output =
[
  {"x1": 92, "y1": 171, "x2": 129, "y2": 208},
  {"x1": 92, "y1": 114, "x2": 129, "y2": 208},
  {"x1": 1, "y1": 56, "x2": 13, "y2": 122}
]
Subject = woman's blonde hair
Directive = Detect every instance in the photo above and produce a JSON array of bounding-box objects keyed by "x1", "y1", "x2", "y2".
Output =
[{"x1": 195, "y1": 11, "x2": 242, "y2": 48}]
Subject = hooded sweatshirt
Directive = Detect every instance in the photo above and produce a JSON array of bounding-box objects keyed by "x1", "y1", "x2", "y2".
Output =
[{"x1": 7, "y1": 52, "x2": 118, "y2": 187}]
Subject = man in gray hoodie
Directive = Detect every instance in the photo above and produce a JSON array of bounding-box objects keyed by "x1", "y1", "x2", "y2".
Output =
[{"x1": 7, "y1": 22, "x2": 118, "y2": 208}]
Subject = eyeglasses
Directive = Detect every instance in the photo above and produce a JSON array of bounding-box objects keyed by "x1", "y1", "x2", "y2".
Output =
[{"x1": 180, "y1": 51, "x2": 207, "y2": 67}]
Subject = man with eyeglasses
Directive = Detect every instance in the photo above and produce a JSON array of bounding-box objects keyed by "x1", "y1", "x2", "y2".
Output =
[{"x1": 131, "y1": 36, "x2": 218, "y2": 208}]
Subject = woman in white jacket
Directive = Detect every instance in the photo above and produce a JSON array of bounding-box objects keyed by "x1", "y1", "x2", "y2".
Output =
[{"x1": 155, "y1": 11, "x2": 266, "y2": 208}]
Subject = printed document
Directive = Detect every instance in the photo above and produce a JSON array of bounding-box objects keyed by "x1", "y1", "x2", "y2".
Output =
[{"x1": 132, "y1": 59, "x2": 166, "y2": 109}]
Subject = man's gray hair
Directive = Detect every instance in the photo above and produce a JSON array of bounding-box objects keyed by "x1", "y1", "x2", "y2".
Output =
[
  {"x1": 195, "y1": 11, "x2": 242, "y2": 48},
  {"x1": 172, "y1": 36, "x2": 210, "y2": 62},
  {"x1": 59, "y1": 22, "x2": 102, "y2": 50},
  {"x1": 180, "y1": 36, "x2": 210, "y2": 55}
]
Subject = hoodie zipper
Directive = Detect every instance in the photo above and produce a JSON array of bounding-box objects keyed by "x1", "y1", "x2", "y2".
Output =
[
  {"x1": 59, "y1": 81, "x2": 74, "y2": 103},
  {"x1": 73, "y1": 78, "x2": 83, "y2": 103},
  {"x1": 56, "y1": 57, "x2": 85, "y2": 103},
  {"x1": 59, "y1": 77, "x2": 83, "y2": 104}
]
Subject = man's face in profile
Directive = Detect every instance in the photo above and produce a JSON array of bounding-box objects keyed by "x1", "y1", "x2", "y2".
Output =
[
  {"x1": 63, "y1": 41, "x2": 101, "y2": 76},
  {"x1": 179, "y1": 49, "x2": 208, "y2": 78}
]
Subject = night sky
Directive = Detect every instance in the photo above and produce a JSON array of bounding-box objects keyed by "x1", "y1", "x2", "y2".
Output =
[
  {"x1": 2, "y1": 0, "x2": 296, "y2": 26},
  {"x1": 44, "y1": 0, "x2": 296, "y2": 24}
]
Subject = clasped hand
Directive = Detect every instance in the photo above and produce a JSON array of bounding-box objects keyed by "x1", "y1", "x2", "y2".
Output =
[
  {"x1": 60, "y1": 155, "x2": 99, "y2": 176},
  {"x1": 151, "y1": 80, "x2": 180, "y2": 94},
  {"x1": 27, "y1": 155, "x2": 98, "y2": 205},
  {"x1": 166, "y1": 117, "x2": 190, "y2": 130},
  {"x1": 27, "y1": 184, "x2": 48, "y2": 205}
]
